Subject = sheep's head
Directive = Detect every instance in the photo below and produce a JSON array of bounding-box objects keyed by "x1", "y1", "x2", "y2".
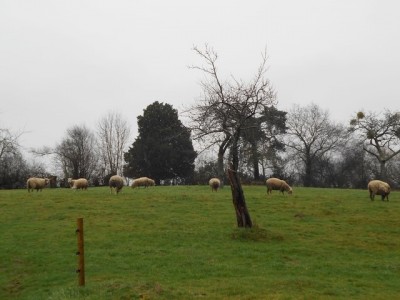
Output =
[
  {"x1": 67, "y1": 178, "x2": 75, "y2": 187},
  {"x1": 381, "y1": 192, "x2": 390, "y2": 201}
]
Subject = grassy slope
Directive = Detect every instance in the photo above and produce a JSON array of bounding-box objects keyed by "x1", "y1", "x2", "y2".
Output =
[{"x1": 0, "y1": 186, "x2": 399, "y2": 299}]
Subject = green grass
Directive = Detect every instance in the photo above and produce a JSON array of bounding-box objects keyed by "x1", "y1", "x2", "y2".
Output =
[{"x1": 0, "y1": 185, "x2": 399, "y2": 299}]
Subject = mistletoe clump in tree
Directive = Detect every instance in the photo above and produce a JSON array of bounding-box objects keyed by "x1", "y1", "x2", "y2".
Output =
[{"x1": 350, "y1": 110, "x2": 400, "y2": 181}]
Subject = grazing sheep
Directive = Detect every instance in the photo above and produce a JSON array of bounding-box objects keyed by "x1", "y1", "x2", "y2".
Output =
[
  {"x1": 109, "y1": 175, "x2": 125, "y2": 194},
  {"x1": 27, "y1": 177, "x2": 50, "y2": 192},
  {"x1": 209, "y1": 178, "x2": 221, "y2": 192},
  {"x1": 368, "y1": 180, "x2": 391, "y2": 201},
  {"x1": 68, "y1": 178, "x2": 89, "y2": 190},
  {"x1": 266, "y1": 178, "x2": 293, "y2": 195},
  {"x1": 131, "y1": 177, "x2": 155, "y2": 189}
]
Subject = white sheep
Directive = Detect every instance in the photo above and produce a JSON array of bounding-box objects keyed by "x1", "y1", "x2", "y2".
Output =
[
  {"x1": 68, "y1": 178, "x2": 89, "y2": 190},
  {"x1": 368, "y1": 180, "x2": 390, "y2": 201},
  {"x1": 27, "y1": 177, "x2": 50, "y2": 192},
  {"x1": 148, "y1": 178, "x2": 155, "y2": 186},
  {"x1": 131, "y1": 177, "x2": 155, "y2": 189},
  {"x1": 266, "y1": 177, "x2": 293, "y2": 195},
  {"x1": 209, "y1": 178, "x2": 221, "y2": 192},
  {"x1": 109, "y1": 175, "x2": 125, "y2": 194}
]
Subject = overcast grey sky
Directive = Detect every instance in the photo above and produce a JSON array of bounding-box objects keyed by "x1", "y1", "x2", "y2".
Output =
[{"x1": 1, "y1": 0, "x2": 399, "y2": 155}]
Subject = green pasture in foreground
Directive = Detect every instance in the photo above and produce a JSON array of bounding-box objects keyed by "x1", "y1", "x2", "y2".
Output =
[{"x1": 0, "y1": 185, "x2": 399, "y2": 299}]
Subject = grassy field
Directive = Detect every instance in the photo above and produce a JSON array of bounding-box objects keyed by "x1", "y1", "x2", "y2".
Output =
[{"x1": 0, "y1": 185, "x2": 399, "y2": 299}]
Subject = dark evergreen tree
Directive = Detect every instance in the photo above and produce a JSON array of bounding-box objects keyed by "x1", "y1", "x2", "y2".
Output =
[
  {"x1": 241, "y1": 106, "x2": 287, "y2": 180},
  {"x1": 124, "y1": 101, "x2": 197, "y2": 184}
]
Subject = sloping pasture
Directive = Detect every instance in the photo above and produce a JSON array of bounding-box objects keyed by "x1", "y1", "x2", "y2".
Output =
[{"x1": 0, "y1": 185, "x2": 399, "y2": 299}]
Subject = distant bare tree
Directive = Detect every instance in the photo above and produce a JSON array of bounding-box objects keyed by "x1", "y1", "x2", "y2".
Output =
[
  {"x1": 0, "y1": 126, "x2": 27, "y2": 188},
  {"x1": 0, "y1": 127, "x2": 21, "y2": 159},
  {"x1": 188, "y1": 44, "x2": 276, "y2": 228},
  {"x1": 335, "y1": 138, "x2": 374, "y2": 188},
  {"x1": 285, "y1": 103, "x2": 349, "y2": 187},
  {"x1": 350, "y1": 110, "x2": 400, "y2": 181},
  {"x1": 55, "y1": 125, "x2": 98, "y2": 180},
  {"x1": 97, "y1": 112, "x2": 130, "y2": 176}
]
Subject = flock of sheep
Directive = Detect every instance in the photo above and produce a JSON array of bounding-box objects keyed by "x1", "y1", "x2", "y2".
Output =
[
  {"x1": 26, "y1": 175, "x2": 155, "y2": 194},
  {"x1": 207, "y1": 177, "x2": 391, "y2": 201},
  {"x1": 207, "y1": 177, "x2": 294, "y2": 195},
  {"x1": 263, "y1": 177, "x2": 391, "y2": 201},
  {"x1": 26, "y1": 175, "x2": 391, "y2": 201}
]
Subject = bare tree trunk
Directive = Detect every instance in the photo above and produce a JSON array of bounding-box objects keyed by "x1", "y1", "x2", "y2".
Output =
[
  {"x1": 217, "y1": 148, "x2": 225, "y2": 188},
  {"x1": 97, "y1": 112, "x2": 130, "y2": 176},
  {"x1": 217, "y1": 136, "x2": 232, "y2": 188},
  {"x1": 304, "y1": 156, "x2": 313, "y2": 187},
  {"x1": 227, "y1": 164, "x2": 252, "y2": 228},
  {"x1": 379, "y1": 160, "x2": 387, "y2": 181},
  {"x1": 251, "y1": 140, "x2": 260, "y2": 180}
]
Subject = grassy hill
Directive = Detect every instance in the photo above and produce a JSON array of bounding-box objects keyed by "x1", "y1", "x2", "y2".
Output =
[{"x1": 1, "y1": 185, "x2": 399, "y2": 299}]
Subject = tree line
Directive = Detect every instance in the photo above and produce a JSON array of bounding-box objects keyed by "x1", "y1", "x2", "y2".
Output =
[
  {"x1": 1, "y1": 102, "x2": 399, "y2": 190},
  {"x1": 1, "y1": 45, "x2": 399, "y2": 189}
]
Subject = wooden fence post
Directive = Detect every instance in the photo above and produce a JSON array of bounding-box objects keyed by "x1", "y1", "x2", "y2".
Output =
[{"x1": 76, "y1": 218, "x2": 85, "y2": 286}]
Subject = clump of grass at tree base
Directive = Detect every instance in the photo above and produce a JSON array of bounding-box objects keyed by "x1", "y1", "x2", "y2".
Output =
[
  {"x1": 0, "y1": 185, "x2": 399, "y2": 299},
  {"x1": 231, "y1": 222, "x2": 285, "y2": 242}
]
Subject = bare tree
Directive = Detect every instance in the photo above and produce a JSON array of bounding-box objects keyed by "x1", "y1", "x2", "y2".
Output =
[
  {"x1": 0, "y1": 127, "x2": 21, "y2": 160},
  {"x1": 350, "y1": 110, "x2": 400, "y2": 181},
  {"x1": 97, "y1": 111, "x2": 131, "y2": 176},
  {"x1": 285, "y1": 103, "x2": 349, "y2": 187},
  {"x1": 55, "y1": 125, "x2": 98, "y2": 180},
  {"x1": 334, "y1": 138, "x2": 374, "y2": 188},
  {"x1": 0, "y1": 126, "x2": 27, "y2": 188},
  {"x1": 188, "y1": 44, "x2": 276, "y2": 228}
]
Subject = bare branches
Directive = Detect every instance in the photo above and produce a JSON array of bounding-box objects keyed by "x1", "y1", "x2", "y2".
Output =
[
  {"x1": 187, "y1": 44, "x2": 276, "y2": 173},
  {"x1": 351, "y1": 110, "x2": 400, "y2": 158},
  {"x1": 285, "y1": 103, "x2": 349, "y2": 186},
  {"x1": 190, "y1": 44, "x2": 228, "y2": 110},
  {"x1": 97, "y1": 111, "x2": 131, "y2": 176},
  {"x1": 54, "y1": 125, "x2": 98, "y2": 179},
  {"x1": 190, "y1": 44, "x2": 219, "y2": 76},
  {"x1": 190, "y1": 44, "x2": 276, "y2": 121},
  {"x1": 0, "y1": 127, "x2": 23, "y2": 159},
  {"x1": 350, "y1": 109, "x2": 400, "y2": 179},
  {"x1": 30, "y1": 146, "x2": 54, "y2": 157}
]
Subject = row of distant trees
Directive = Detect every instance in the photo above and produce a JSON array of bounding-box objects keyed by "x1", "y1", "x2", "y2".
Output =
[
  {"x1": 1, "y1": 45, "x2": 400, "y2": 190},
  {"x1": 1, "y1": 102, "x2": 399, "y2": 190},
  {"x1": 187, "y1": 45, "x2": 400, "y2": 228},
  {"x1": 0, "y1": 104, "x2": 198, "y2": 188},
  {"x1": 187, "y1": 45, "x2": 400, "y2": 190},
  {"x1": 192, "y1": 105, "x2": 400, "y2": 189},
  {"x1": 25, "y1": 111, "x2": 131, "y2": 187}
]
